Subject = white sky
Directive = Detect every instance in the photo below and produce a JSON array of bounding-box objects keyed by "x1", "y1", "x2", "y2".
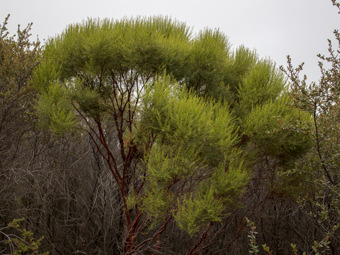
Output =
[{"x1": 1, "y1": 0, "x2": 339, "y2": 82}]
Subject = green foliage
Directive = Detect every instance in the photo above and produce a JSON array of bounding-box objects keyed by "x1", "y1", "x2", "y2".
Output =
[
  {"x1": 186, "y1": 29, "x2": 230, "y2": 96},
  {"x1": 142, "y1": 183, "x2": 174, "y2": 224},
  {"x1": 41, "y1": 16, "x2": 191, "y2": 80},
  {"x1": 144, "y1": 144, "x2": 200, "y2": 184},
  {"x1": 1, "y1": 218, "x2": 49, "y2": 255},
  {"x1": 139, "y1": 75, "x2": 237, "y2": 166},
  {"x1": 243, "y1": 95, "x2": 312, "y2": 159},
  {"x1": 138, "y1": 77, "x2": 249, "y2": 234},
  {"x1": 32, "y1": 60, "x2": 60, "y2": 93},
  {"x1": 208, "y1": 156, "x2": 248, "y2": 206},
  {"x1": 70, "y1": 79, "x2": 108, "y2": 119},
  {"x1": 245, "y1": 217, "x2": 259, "y2": 254},
  {"x1": 174, "y1": 188, "x2": 224, "y2": 237},
  {"x1": 225, "y1": 45, "x2": 257, "y2": 93},
  {"x1": 36, "y1": 82, "x2": 75, "y2": 135},
  {"x1": 262, "y1": 244, "x2": 273, "y2": 255},
  {"x1": 237, "y1": 59, "x2": 285, "y2": 114}
]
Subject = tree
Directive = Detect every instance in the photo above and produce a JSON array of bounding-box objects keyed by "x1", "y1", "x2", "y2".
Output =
[
  {"x1": 281, "y1": 1, "x2": 340, "y2": 252},
  {"x1": 0, "y1": 14, "x2": 42, "y2": 229},
  {"x1": 0, "y1": 14, "x2": 41, "y2": 168},
  {"x1": 34, "y1": 17, "x2": 311, "y2": 254}
]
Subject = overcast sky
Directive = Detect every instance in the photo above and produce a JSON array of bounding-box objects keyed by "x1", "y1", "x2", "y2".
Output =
[{"x1": 1, "y1": 0, "x2": 339, "y2": 82}]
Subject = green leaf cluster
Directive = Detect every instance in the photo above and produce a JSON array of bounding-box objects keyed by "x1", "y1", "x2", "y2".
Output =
[
  {"x1": 174, "y1": 188, "x2": 224, "y2": 237},
  {"x1": 41, "y1": 17, "x2": 191, "y2": 80},
  {"x1": 3, "y1": 218, "x2": 49, "y2": 255},
  {"x1": 139, "y1": 75, "x2": 236, "y2": 166},
  {"x1": 243, "y1": 95, "x2": 312, "y2": 159},
  {"x1": 237, "y1": 59, "x2": 285, "y2": 114},
  {"x1": 137, "y1": 77, "x2": 249, "y2": 234},
  {"x1": 35, "y1": 82, "x2": 75, "y2": 135}
]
